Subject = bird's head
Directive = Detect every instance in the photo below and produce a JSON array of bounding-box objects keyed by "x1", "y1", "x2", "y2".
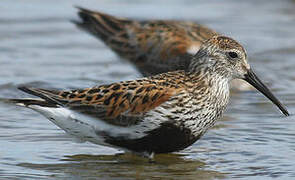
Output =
[{"x1": 189, "y1": 35, "x2": 289, "y2": 116}]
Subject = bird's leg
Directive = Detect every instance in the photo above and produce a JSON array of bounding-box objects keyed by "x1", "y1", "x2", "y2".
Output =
[{"x1": 143, "y1": 151, "x2": 155, "y2": 163}]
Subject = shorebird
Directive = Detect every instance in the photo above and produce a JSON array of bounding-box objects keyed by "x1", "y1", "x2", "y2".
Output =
[
  {"x1": 73, "y1": 7, "x2": 252, "y2": 91},
  {"x1": 4, "y1": 36, "x2": 289, "y2": 158},
  {"x1": 73, "y1": 7, "x2": 217, "y2": 76}
]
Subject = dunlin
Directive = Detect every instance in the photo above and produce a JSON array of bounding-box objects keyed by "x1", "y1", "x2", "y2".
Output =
[
  {"x1": 73, "y1": 7, "x2": 217, "y2": 76},
  {"x1": 73, "y1": 7, "x2": 251, "y2": 91},
  {"x1": 4, "y1": 36, "x2": 289, "y2": 158}
]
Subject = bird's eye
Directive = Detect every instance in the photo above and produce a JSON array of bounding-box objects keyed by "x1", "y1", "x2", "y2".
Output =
[{"x1": 227, "y1": 51, "x2": 239, "y2": 59}]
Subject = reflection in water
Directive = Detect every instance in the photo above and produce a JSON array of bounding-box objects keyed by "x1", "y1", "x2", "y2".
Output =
[{"x1": 19, "y1": 153, "x2": 226, "y2": 179}]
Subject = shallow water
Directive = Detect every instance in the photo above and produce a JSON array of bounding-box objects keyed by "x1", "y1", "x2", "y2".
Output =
[{"x1": 0, "y1": 0, "x2": 295, "y2": 179}]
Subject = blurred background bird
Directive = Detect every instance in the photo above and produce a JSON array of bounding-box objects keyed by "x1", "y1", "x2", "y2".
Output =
[{"x1": 73, "y1": 7, "x2": 253, "y2": 91}]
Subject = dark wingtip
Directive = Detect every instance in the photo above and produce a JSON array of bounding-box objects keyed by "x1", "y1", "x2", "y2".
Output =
[
  {"x1": 18, "y1": 86, "x2": 35, "y2": 95},
  {"x1": 18, "y1": 86, "x2": 29, "y2": 91},
  {"x1": 17, "y1": 86, "x2": 64, "y2": 106},
  {"x1": 74, "y1": 5, "x2": 82, "y2": 9},
  {"x1": 74, "y1": 5, "x2": 85, "y2": 11},
  {"x1": 0, "y1": 98, "x2": 59, "y2": 108},
  {"x1": 71, "y1": 6, "x2": 94, "y2": 27},
  {"x1": 74, "y1": 5, "x2": 94, "y2": 14}
]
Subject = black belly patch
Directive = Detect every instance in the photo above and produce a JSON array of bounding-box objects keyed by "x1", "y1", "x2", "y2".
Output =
[{"x1": 98, "y1": 122, "x2": 202, "y2": 153}]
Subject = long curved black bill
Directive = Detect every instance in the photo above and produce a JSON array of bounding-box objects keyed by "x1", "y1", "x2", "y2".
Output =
[{"x1": 244, "y1": 69, "x2": 289, "y2": 116}]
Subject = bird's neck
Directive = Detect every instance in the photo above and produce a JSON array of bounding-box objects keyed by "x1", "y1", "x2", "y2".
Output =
[
  {"x1": 185, "y1": 70, "x2": 230, "y2": 109},
  {"x1": 180, "y1": 70, "x2": 230, "y2": 135},
  {"x1": 186, "y1": 67, "x2": 230, "y2": 87}
]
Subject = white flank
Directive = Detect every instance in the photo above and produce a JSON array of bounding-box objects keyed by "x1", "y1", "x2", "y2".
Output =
[{"x1": 27, "y1": 105, "x2": 163, "y2": 147}]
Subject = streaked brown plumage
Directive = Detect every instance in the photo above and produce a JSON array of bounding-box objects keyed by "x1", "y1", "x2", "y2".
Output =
[
  {"x1": 73, "y1": 7, "x2": 253, "y2": 91},
  {"x1": 73, "y1": 7, "x2": 217, "y2": 76},
  {"x1": 4, "y1": 36, "x2": 289, "y2": 157},
  {"x1": 21, "y1": 76, "x2": 183, "y2": 127}
]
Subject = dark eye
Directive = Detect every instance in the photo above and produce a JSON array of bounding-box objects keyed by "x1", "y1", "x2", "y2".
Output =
[{"x1": 227, "y1": 52, "x2": 239, "y2": 59}]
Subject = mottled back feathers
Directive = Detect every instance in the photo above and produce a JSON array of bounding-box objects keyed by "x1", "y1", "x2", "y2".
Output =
[
  {"x1": 73, "y1": 7, "x2": 218, "y2": 76},
  {"x1": 18, "y1": 74, "x2": 186, "y2": 126}
]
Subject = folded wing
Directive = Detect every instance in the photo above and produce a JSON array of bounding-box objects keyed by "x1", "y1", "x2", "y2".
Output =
[{"x1": 17, "y1": 80, "x2": 183, "y2": 127}]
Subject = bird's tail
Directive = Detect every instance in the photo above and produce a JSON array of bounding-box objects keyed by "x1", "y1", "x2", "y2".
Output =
[
  {"x1": 72, "y1": 7, "x2": 135, "y2": 58},
  {"x1": 0, "y1": 98, "x2": 57, "y2": 107},
  {"x1": 0, "y1": 86, "x2": 63, "y2": 108}
]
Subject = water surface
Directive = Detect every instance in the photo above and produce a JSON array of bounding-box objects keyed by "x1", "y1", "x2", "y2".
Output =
[{"x1": 0, "y1": 0, "x2": 295, "y2": 179}]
